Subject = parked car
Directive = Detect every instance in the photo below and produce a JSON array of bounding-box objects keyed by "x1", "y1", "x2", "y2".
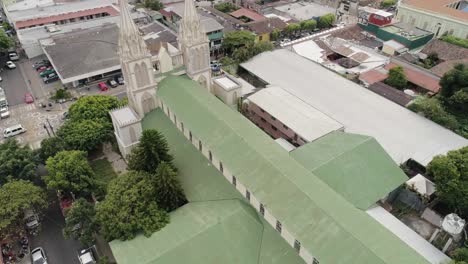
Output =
[
  {"x1": 78, "y1": 247, "x2": 97, "y2": 264},
  {"x1": 0, "y1": 76, "x2": 3, "y2": 82},
  {"x1": 43, "y1": 74, "x2": 59, "y2": 84},
  {"x1": 114, "y1": 75, "x2": 124, "y2": 85},
  {"x1": 98, "y1": 82, "x2": 109, "y2": 91},
  {"x1": 40, "y1": 69, "x2": 55, "y2": 77},
  {"x1": 24, "y1": 92, "x2": 34, "y2": 104},
  {"x1": 62, "y1": 111, "x2": 69, "y2": 120},
  {"x1": 107, "y1": 79, "x2": 118, "y2": 88},
  {"x1": 210, "y1": 61, "x2": 221, "y2": 72},
  {"x1": 31, "y1": 247, "x2": 48, "y2": 264},
  {"x1": 37, "y1": 66, "x2": 52, "y2": 73},
  {"x1": 5, "y1": 61, "x2": 16, "y2": 69},
  {"x1": 33, "y1": 60, "x2": 51, "y2": 69},
  {"x1": 3, "y1": 124, "x2": 27, "y2": 138},
  {"x1": 8, "y1": 52, "x2": 19, "y2": 61}
]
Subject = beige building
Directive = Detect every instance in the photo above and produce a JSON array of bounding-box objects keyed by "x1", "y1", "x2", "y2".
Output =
[{"x1": 397, "y1": 0, "x2": 468, "y2": 38}]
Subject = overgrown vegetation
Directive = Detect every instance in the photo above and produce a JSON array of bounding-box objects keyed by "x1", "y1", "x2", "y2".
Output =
[
  {"x1": 440, "y1": 35, "x2": 468, "y2": 49},
  {"x1": 408, "y1": 63, "x2": 468, "y2": 138},
  {"x1": 318, "y1": 13, "x2": 336, "y2": 29},
  {"x1": 214, "y1": 2, "x2": 238, "y2": 13},
  {"x1": 381, "y1": 0, "x2": 396, "y2": 8},
  {"x1": 385, "y1": 66, "x2": 408, "y2": 90},
  {"x1": 143, "y1": 0, "x2": 163, "y2": 11}
]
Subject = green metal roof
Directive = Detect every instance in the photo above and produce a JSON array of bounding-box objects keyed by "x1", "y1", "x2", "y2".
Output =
[
  {"x1": 290, "y1": 132, "x2": 408, "y2": 210},
  {"x1": 110, "y1": 109, "x2": 305, "y2": 264},
  {"x1": 154, "y1": 75, "x2": 429, "y2": 264}
]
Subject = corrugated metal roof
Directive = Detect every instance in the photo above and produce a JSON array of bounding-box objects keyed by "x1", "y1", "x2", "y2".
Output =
[
  {"x1": 155, "y1": 75, "x2": 430, "y2": 264},
  {"x1": 291, "y1": 131, "x2": 408, "y2": 209}
]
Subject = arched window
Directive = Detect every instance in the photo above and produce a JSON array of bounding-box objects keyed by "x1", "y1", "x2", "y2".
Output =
[
  {"x1": 209, "y1": 151, "x2": 212, "y2": 161},
  {"x1": 189, "y1": 131, "x2": 192, "y2": 142},
  {"x1": 141, "y1": 92, "x2": 155, "y2": 114},
  {"x1": 181, "y1": 122, "x2": 184, "y2": 133},
  {"x1": 198, "y1": 140, "x2": 202, "y2": 151},
  {"x1": 219, "y1": 162, "x2": 223, "y2": 173}
]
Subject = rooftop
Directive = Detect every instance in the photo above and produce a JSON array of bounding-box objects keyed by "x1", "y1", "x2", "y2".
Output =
[
  {"x1": 230, "y1": 8, "x2": 266, "y2": 21},
  {"x1": 385, "y1": 60, "x2": 441, "y2": 93},
  {"x1": 359, "y1": 69, "x2": 388, "y2": 85},
  {"x1": 111, "y1": 109, "x2": 305, "y2": 264},
  {"x1": 245, "y1": 17, "x2": 287, "y2": 35},
  {"x1": 213, "y1": 75, "x2": 241, "y2": 91},
  {"x1": 247, "y1": 86, "x2": 343, "y2": 142},
  {"x1": 368, "y1": 82, "x2": 414, "y2": 107},
  {"x1": 241, "y1": 49, "x2": 468, "y2": 166},
  {"x1": 42, "y1": 23, "x2": 120, "y2": 83},
  {"x1": 430, "y1": 59, "x2": 468, "y2": 77},
  {"x1": 273, "y1": 2, "x2": 335, "y2": 20},
  {"x1": 380, "y1": 22, "x2": 434, "y2": 40},
  {"x1": 401, "y1": 0, "x2": 468, "y2": 22},
  {"x1": 420, "y1": 39, "x2": 468, "y2": 62},
  {"x1": 8, "y1": 0, "x2": 118, "y2": 22},
  {"x1": 155, "y1": 75, "x2": 430, "y2": 264},
  {"x1": 109, "y1": 106, "x2": 140, "y2": 127},
  {"x1": 291, "y1": 131, "x2": 409, "y2": 209}
]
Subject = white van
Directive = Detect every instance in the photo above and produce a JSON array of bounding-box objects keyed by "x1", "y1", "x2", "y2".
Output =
[{"x1": 3, "y1": 124, "x2": 27, "y2": 138}]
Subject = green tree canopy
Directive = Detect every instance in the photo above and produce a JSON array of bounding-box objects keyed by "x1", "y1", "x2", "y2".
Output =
[
  {"x1": 385, "y1": 66, "x2": 408, "y2": 89},
  {"x1": 0, "y1": 139, "x2": 38, "y2": 185},
  {"x1": 153, "y1": 162, "x2": 187, "y2": 212},
  {"x1": 214, "y1": 2, "x2": 238, "y2": 13},
  {"x1": 37, "y1": 137, "x2": 66, "y2": 163},
  {"x1": 451, "y1": 247, "x2": 468, "y2": 263},
  {"x1": 408, "y1": 96, "x2": 459, "y2": 130},
  {"x1": 381, "y1": 0, "x2": 396, "y2": 7},
  {"x1": 285, "y1": 23, "x2": 300, "y2": 35},
  {"x1": 68, "y1": 95, "x2": 121, "y2": 123},
  {"x1": 143, "y1": 0, "x2": 163, "y2": 11},
  {"x1": 232, "y1": 41, "x2": 274, "y2": 63},
  {"x1": 128, "y1": 129, "x2": 175, "y2": 173},
  {"x1": 0, "y1": 31, "x2": 14, "y2": 51},
  {"x1": 96, "y1": 171, "x2": 169, "y2": 241},
  {"x1": 45, "y1": 150, "x2": 97, "y2": 197},
  {"x1": 318, "y1": 13, "x2": 336, "y2": 28},
  {"x1": 300, "y1": 20, "x2": 317, "y2": 32},
  {"x1": 221, "y1": 31, "x2": 255, "y2": 54},
  {"x1": 270, "y1": 28, "x2": 281, "y2": 41},
  {"x1": 63, "y1": 198, "x2": 98, "y2": 247},
  {"x1": 2, "y1": 22, "x2": 12, "y2": 31},
  {"x1": 0, "y1": 180, "x2": 47, "y2": 239},
  {"x1": 427, "y1": 146, "x2": 468, "y2": 217},
  {"x1": 57, "y1": 120, "x2": 112, "y2": 152},
  {"x1": 439, "y1": 64, "x2": 468, "y2": 112}
]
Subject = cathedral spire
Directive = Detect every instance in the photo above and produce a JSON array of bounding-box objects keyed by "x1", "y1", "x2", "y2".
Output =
[
  {"x1": 118, "y1": 0, "x2": 149, "y2": 61},
  {"x1": 179, "y1": 0, "x2": 207, "y2": 47}
]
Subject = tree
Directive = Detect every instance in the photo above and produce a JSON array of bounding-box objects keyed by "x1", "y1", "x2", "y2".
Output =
[
  {"x1": 427, "y1": 146, "x2": 468, "y2": 217},
  {"x1": 408, "y1": 96, "x2": 459, "y2": 130},
  {"x1": 300, "y1": 20, "x2": 317, "y2": 32},
  {"x1": 63, "y1": 198, "x2": 98, "y2": 247},
  {"x1": 0, "y1": 139, "x2": 38, "y2": 185},
  {"x1": 285, "y1": 23, "x2": 300, "y2": 36},
  {"x1": 57, "y1": 120, "x2": 112, "y2": 152},
  {"x1": 214, "y1": 2, "x2": 238, "y2": 13},
  {"x1": 381, "y1": 0, "x2": 396, "y2": 8},
  {"x1": 451, "y1": 247, "x2": 468, "y2": 262},
  {"x1": 68, "y1": 95, "x2": 121, "y2": 123},
  {"x1": 2, "y1": 22, "x2": 12, "y2": 31},
  {"x1": 385, "y1": 66, "x2": 408, "y2": 89},
  {"x1": 128, "y1": 129, "x2": 175, "y2": 173},
  {"x1": 0, "y1": 31, "x2": 14, "y2": 51},
  {"x1": 153, "y1": 162, "x2": 187, "y2": 212},
  {"x1": 37, "y1": 137, "x2": 66, "y2": 163},
  {"x1": 45, "y1": 150, "x2": 97, "y2": 197},
  {"x1": 270, "y1": 28, "x2": 281, "y2": 41},
  {"x1": 221, "y1": 31, "x2": 255, "y2": 54},
  {"x1": 143, "y1": 0, "x2": 163, "y2": 10},
  {"x1": 96, "y1": 171, "x2": 169, "y2": 241},
  {"x1": 0, "y1": 180, "x2": 47, "y2": 239},
  {"x1": 318, "y1": 13, "x2": 336, "y2": 28},
  {"x1": 439, "y1": 64, "x2": 468, "y2": 112}
]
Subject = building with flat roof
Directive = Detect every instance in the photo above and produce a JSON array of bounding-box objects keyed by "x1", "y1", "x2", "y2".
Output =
[
  {"x1": 397, "y1": 0, "x2": 468, "y2": 38},
  {"x1": 272, "y1": 2, "x2": 335, "y2": 21},
  {"x1": 6, "y1": 0, "x2": 119, "y2": 30},
  {"x1": 246, "y1": 86, "x2": 343, "y2": 145},
  {"x1": 241, "y1": 49, "x2": 468, "y2": 166}
]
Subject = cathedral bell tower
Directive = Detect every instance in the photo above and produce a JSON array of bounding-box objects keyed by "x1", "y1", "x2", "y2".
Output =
[
  {"x1": 178, "y1": 0, "x2": 211, "y2": 91},
  {"x1": 118, "y1": 0, "x2": 157, "y2": 117}
]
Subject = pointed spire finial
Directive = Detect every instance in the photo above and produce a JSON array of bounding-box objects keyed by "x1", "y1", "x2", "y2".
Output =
[
  {"x1": 118, "y1": 0, "x2": 149, "y2": 61},
  {"x1": 179, "y1": 0, "x2": 208, "y2": 46}
]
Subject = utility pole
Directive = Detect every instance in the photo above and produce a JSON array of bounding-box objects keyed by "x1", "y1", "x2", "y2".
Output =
[
  {"x1": 43, "y1": 124, "x2": 51, "y2": 137},
  {"x1": 46, "y1": 118, "x2": 55, "y2": 136}
]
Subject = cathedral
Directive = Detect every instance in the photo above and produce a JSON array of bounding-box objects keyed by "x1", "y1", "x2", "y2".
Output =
[{"x1": 111, "y1": 0, "x2": 212, "y2": 157}]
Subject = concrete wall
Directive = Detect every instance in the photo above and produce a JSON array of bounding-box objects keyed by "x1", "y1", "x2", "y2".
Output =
[
  {"x1": 247, "y1": 102, "x2": 308, "y2": 146},
  {"x1": 397, "y1": 5, "x2": 468, "y2": 38},
  {"x1": 157, "y1": 98, "x2": 320, "y2": 264}
]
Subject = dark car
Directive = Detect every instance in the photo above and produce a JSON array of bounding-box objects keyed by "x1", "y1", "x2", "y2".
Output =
[
  {"x1": 43, "y1": 74, "x2": 59, "y2": 84},
  {"x1": 33, "y1": 60, "x2": 51, "y2": 69},
  {"x1": 114, "y1": 75, "x2": 124, "y2": 85},
  {"x1": 106, "y1": 79, "x2": 118, "y2": 88}
]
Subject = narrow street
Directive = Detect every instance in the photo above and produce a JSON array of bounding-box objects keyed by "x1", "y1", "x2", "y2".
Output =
[{"x1": 30, "y1": 192, "x2": 81, "y2": 264}]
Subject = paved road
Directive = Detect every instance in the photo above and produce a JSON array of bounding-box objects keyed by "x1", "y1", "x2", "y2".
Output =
[
  {"x1": 1, "y1": 63, "x2": 29, "y2": 106},
  {"x1": 30, "y1": 193, "x2": 81, "y2": 264}
]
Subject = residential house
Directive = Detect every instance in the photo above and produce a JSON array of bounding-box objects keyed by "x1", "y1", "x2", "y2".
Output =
[{"x1": 245, "y1": 17, "x2": 287, "y2": 42}]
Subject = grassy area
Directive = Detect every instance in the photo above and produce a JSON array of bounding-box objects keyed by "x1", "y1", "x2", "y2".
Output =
[{"x1": 90, "y1": 159, "x2": 118, "y2": 200}]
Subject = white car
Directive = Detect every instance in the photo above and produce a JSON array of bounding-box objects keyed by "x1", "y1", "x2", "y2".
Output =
[
  {"x1": 6, "y1": 61, "x2": 16, "y2": 69},
  {"x1": 31, "y1": 247, "x2": 48, "y2": 264},
  {"x1": 78, "y1": 247, "x2": 96, "y2": 264},
  {"x1": 0, "y1": 76, "x2": 3, "y2": 82},
  {"x1": 8, "y1": 53, "x2": 19, "y2": 61}
]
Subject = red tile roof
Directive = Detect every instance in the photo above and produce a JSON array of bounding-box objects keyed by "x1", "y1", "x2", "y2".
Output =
[
  {"x1": 230, "y1": 8, "x2": 265, "y2": 21},
  {"x1": 385, "y1": 62, "x2": 441, "y2": 93},
  {"x1": 15, "y1": 5, "x2": 119, "y2": 28},
  {"x1": 359, "y1": 70, "x2": 388, "y2": 85}
]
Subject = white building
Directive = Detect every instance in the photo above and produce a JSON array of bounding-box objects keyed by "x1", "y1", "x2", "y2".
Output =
[{"x1": 397, "y1": 0, "x2": 468, "y2": 38}]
